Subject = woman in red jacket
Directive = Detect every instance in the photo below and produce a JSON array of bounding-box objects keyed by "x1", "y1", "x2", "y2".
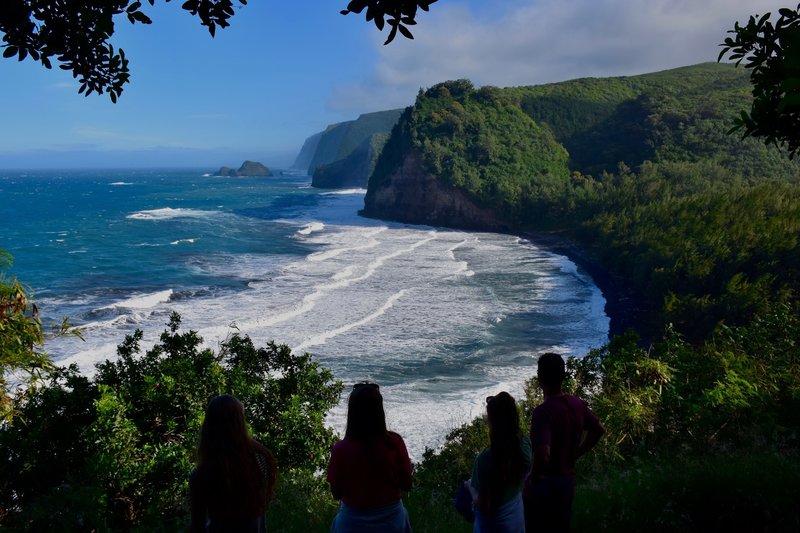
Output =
[{"x1": 327, "y1": 382, "x2": 413, "y2": 532}]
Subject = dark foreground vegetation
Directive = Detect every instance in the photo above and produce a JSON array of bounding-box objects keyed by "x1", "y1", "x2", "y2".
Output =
[{"x1": 3, "y1": 62, "x2": 800, "y2": 530}]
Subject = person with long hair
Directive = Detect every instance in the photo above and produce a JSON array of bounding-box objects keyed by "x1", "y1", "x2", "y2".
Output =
[
  {"x1": 468, "y1": 391, "x2": 531, "y2": 532},
  {"x1": 327, "y1": 382, "x2": 413, "y2": 532},
  {"x1": 190, "y1": 394, "x2": 278, "y2": 533}
]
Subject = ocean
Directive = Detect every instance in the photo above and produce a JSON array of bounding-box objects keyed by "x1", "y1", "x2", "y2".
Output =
[{"x1": 0, "y1": 168, "x2": 609, "y2": 457}]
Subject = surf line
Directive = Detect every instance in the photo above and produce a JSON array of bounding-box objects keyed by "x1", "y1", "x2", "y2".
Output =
[
  {"x1": 291, "y1": 289, "x2": 407, "y2": 353},
  {"x1": 252, "y1": 231, "x2": 437, "y2": 329},
  {"x1": 307, "y1": 226, "x2": 388, "y2": 263}
]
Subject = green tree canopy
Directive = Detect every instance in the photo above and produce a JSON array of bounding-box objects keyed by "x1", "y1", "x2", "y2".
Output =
[{"x1": 720, "y1": 4, "x2": 800, "y2": 157}]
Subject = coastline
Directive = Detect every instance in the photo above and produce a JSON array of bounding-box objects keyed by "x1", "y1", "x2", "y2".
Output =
[
  {"x1": 519, "y1": 229, "x2": 650, "y2": 342},
  {"x1": 360, "y1": 206, "x2": 648, "y2": 344}
]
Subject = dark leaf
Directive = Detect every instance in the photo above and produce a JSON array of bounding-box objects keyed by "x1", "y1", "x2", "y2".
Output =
[
  {"x1": 384, "y1": 24, "x2": 398, "y2": 45},
  {"x1": 398, "y1": 23, "x2": 414, "y2": 40}
]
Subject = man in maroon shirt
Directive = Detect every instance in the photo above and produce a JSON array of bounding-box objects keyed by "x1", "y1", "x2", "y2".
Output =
[{"x1": 524, "y1": 352, "x2": 605, "y2": 532}]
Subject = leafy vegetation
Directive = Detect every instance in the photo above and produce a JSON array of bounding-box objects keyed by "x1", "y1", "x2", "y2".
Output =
[
  {"x1": 719, "y1": 4, "x2": 800, "y2": 158},
  {"x1": 369, "y1": 79, "x2": 571, "y2": 226},
  {"x1": 0, "y1": 251, "x2": 56, "y2": 424},
  {"x1": 0, "y1": 312, "x2": 342, "y2": 530}
]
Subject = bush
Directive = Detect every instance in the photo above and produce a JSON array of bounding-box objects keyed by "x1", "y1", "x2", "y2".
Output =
[{"x1": 0, "y1": 312, "x2": 343, "y2": 530}]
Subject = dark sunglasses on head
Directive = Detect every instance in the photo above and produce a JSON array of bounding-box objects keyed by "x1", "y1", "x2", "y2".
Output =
[{"x1": 353, "y1": 381, "x2": 380, "y2": 391}]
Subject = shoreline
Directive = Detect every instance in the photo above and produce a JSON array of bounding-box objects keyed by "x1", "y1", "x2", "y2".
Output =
[
  {"x1": 518, "y1": 229, "x2": 650, "y2": 343},
  {"x1": 360, "y1": 208, "x2": 648, "y2": 344}
]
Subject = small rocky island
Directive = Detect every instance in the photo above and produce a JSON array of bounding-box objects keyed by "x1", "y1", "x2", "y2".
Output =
[{"x1": 213, "y1": 160, "x2": 272, "y2": 177}]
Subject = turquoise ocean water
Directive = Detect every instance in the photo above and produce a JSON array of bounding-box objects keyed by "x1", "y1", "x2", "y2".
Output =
[{"x1": 0, "y1": 168, "x2": 608, "y2": 457}]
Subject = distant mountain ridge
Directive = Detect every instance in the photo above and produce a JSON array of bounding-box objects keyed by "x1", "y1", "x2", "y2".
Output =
[{"x1": 292, "y1": 109, "x2": 403, "y2": 187}]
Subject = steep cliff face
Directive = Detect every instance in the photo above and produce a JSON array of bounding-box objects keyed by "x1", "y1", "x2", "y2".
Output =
[
  {"x1": 312, "y1": 133, "x2": 389, "y2": 189},
  {"x1": 362, "y1": 80, "x2": 570, "y2": 231},
  {"x1": 292, "y1": 131, "x2": 323, "y2": 171},
  {"x1": 362, "y1": 150, "x2": 509, "y2": 230},
  {"x1": 298, "y1": 108, "x2": 404, "y2": 180}
]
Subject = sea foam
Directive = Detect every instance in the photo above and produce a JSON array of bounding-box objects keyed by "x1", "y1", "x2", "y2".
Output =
[
  {"x1": 127, "y1": 208, "x2": 221, "y2": 220},
  {"x1": 98, "y1": 289, "x2": 174, "y2": 310}
]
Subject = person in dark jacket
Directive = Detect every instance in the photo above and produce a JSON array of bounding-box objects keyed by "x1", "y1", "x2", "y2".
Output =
[{"x1": 190, "y1": 394, "x2": 277, "y2": 533}]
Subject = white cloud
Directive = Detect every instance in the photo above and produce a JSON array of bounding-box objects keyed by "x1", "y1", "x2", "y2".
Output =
[{"x1": 328, "y1": 0, "x2": 785, "y2": 113}]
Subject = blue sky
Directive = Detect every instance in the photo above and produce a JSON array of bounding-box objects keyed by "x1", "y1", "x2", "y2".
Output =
[{"x1": 0, "y1": 0, "x2": 787, "y2": 169}]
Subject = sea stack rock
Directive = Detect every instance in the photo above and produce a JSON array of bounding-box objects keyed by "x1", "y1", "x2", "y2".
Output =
[{"x1": 214, "y1": 160, "x2": 272, "y2": 177}]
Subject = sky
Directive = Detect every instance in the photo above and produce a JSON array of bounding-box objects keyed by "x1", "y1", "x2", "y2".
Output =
[{"x1": 0, "y1": 0, "x2": 788, "y2": 169}]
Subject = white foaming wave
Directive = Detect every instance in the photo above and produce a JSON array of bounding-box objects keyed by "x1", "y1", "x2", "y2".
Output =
[
  {"x1": 126, "y1": 207, "x2": 221, "y2": 220},
  {"x1": 219, "y1": 231, "x2": 438, "y2": 332},
  {"x1": 170, "y1": 238, "x2": 197, "y2": 245},
  {"x1": 327, "y1": 375, "x2": 533, "y2": 461},
  {"x1": 68, "y1": 249, "x2": 88, "y2": 254},
  {"x1": 57, "y1": 342, "x2": 121, "y2": 374},
  {"x1": 331, "y1": 265, "x2": 357, "y2": 281},
  {"x1": 98, "y1": 289, "x2": 173, "y2": 310},
  {"x1": 554, "y1": 255, "x2": 581, "y2": 279},
  {"x1": 320, "y1": 188, "x2": 368, "y2": 196},
  {"x1": 292, "y1": 289, "x2": 407, "y2": 353},
  {"x1": 42, "y1": 210, "x2": 611, "y2": 459},
  {"x1": 297, "y1": 222, "x2": 325, "y2": 235},
  {"x1": 306, "y1": 227, "x2": 387, "y2": 262},
  {"x1": 110, "y1": 181, "x2": 133, "y2": 186}
]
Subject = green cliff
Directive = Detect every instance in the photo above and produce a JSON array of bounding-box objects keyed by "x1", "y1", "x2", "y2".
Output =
[{"x1": 365, "y1": 63, "x2": 799, "y2": 229}]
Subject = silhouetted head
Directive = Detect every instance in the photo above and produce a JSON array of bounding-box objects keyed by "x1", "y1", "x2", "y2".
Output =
[
  {"x1": 537, "y1": 352, "x2": 566, "y2": 389},
  {"x1": 486, "y1": 391, "x2": 520, "y2": 446},
  {"x1": 200, "y1": 394, "x2": 248, "y2": 450},
  {"x1": 345, "y1": 381, "x2": 387, "y2": 441}
]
